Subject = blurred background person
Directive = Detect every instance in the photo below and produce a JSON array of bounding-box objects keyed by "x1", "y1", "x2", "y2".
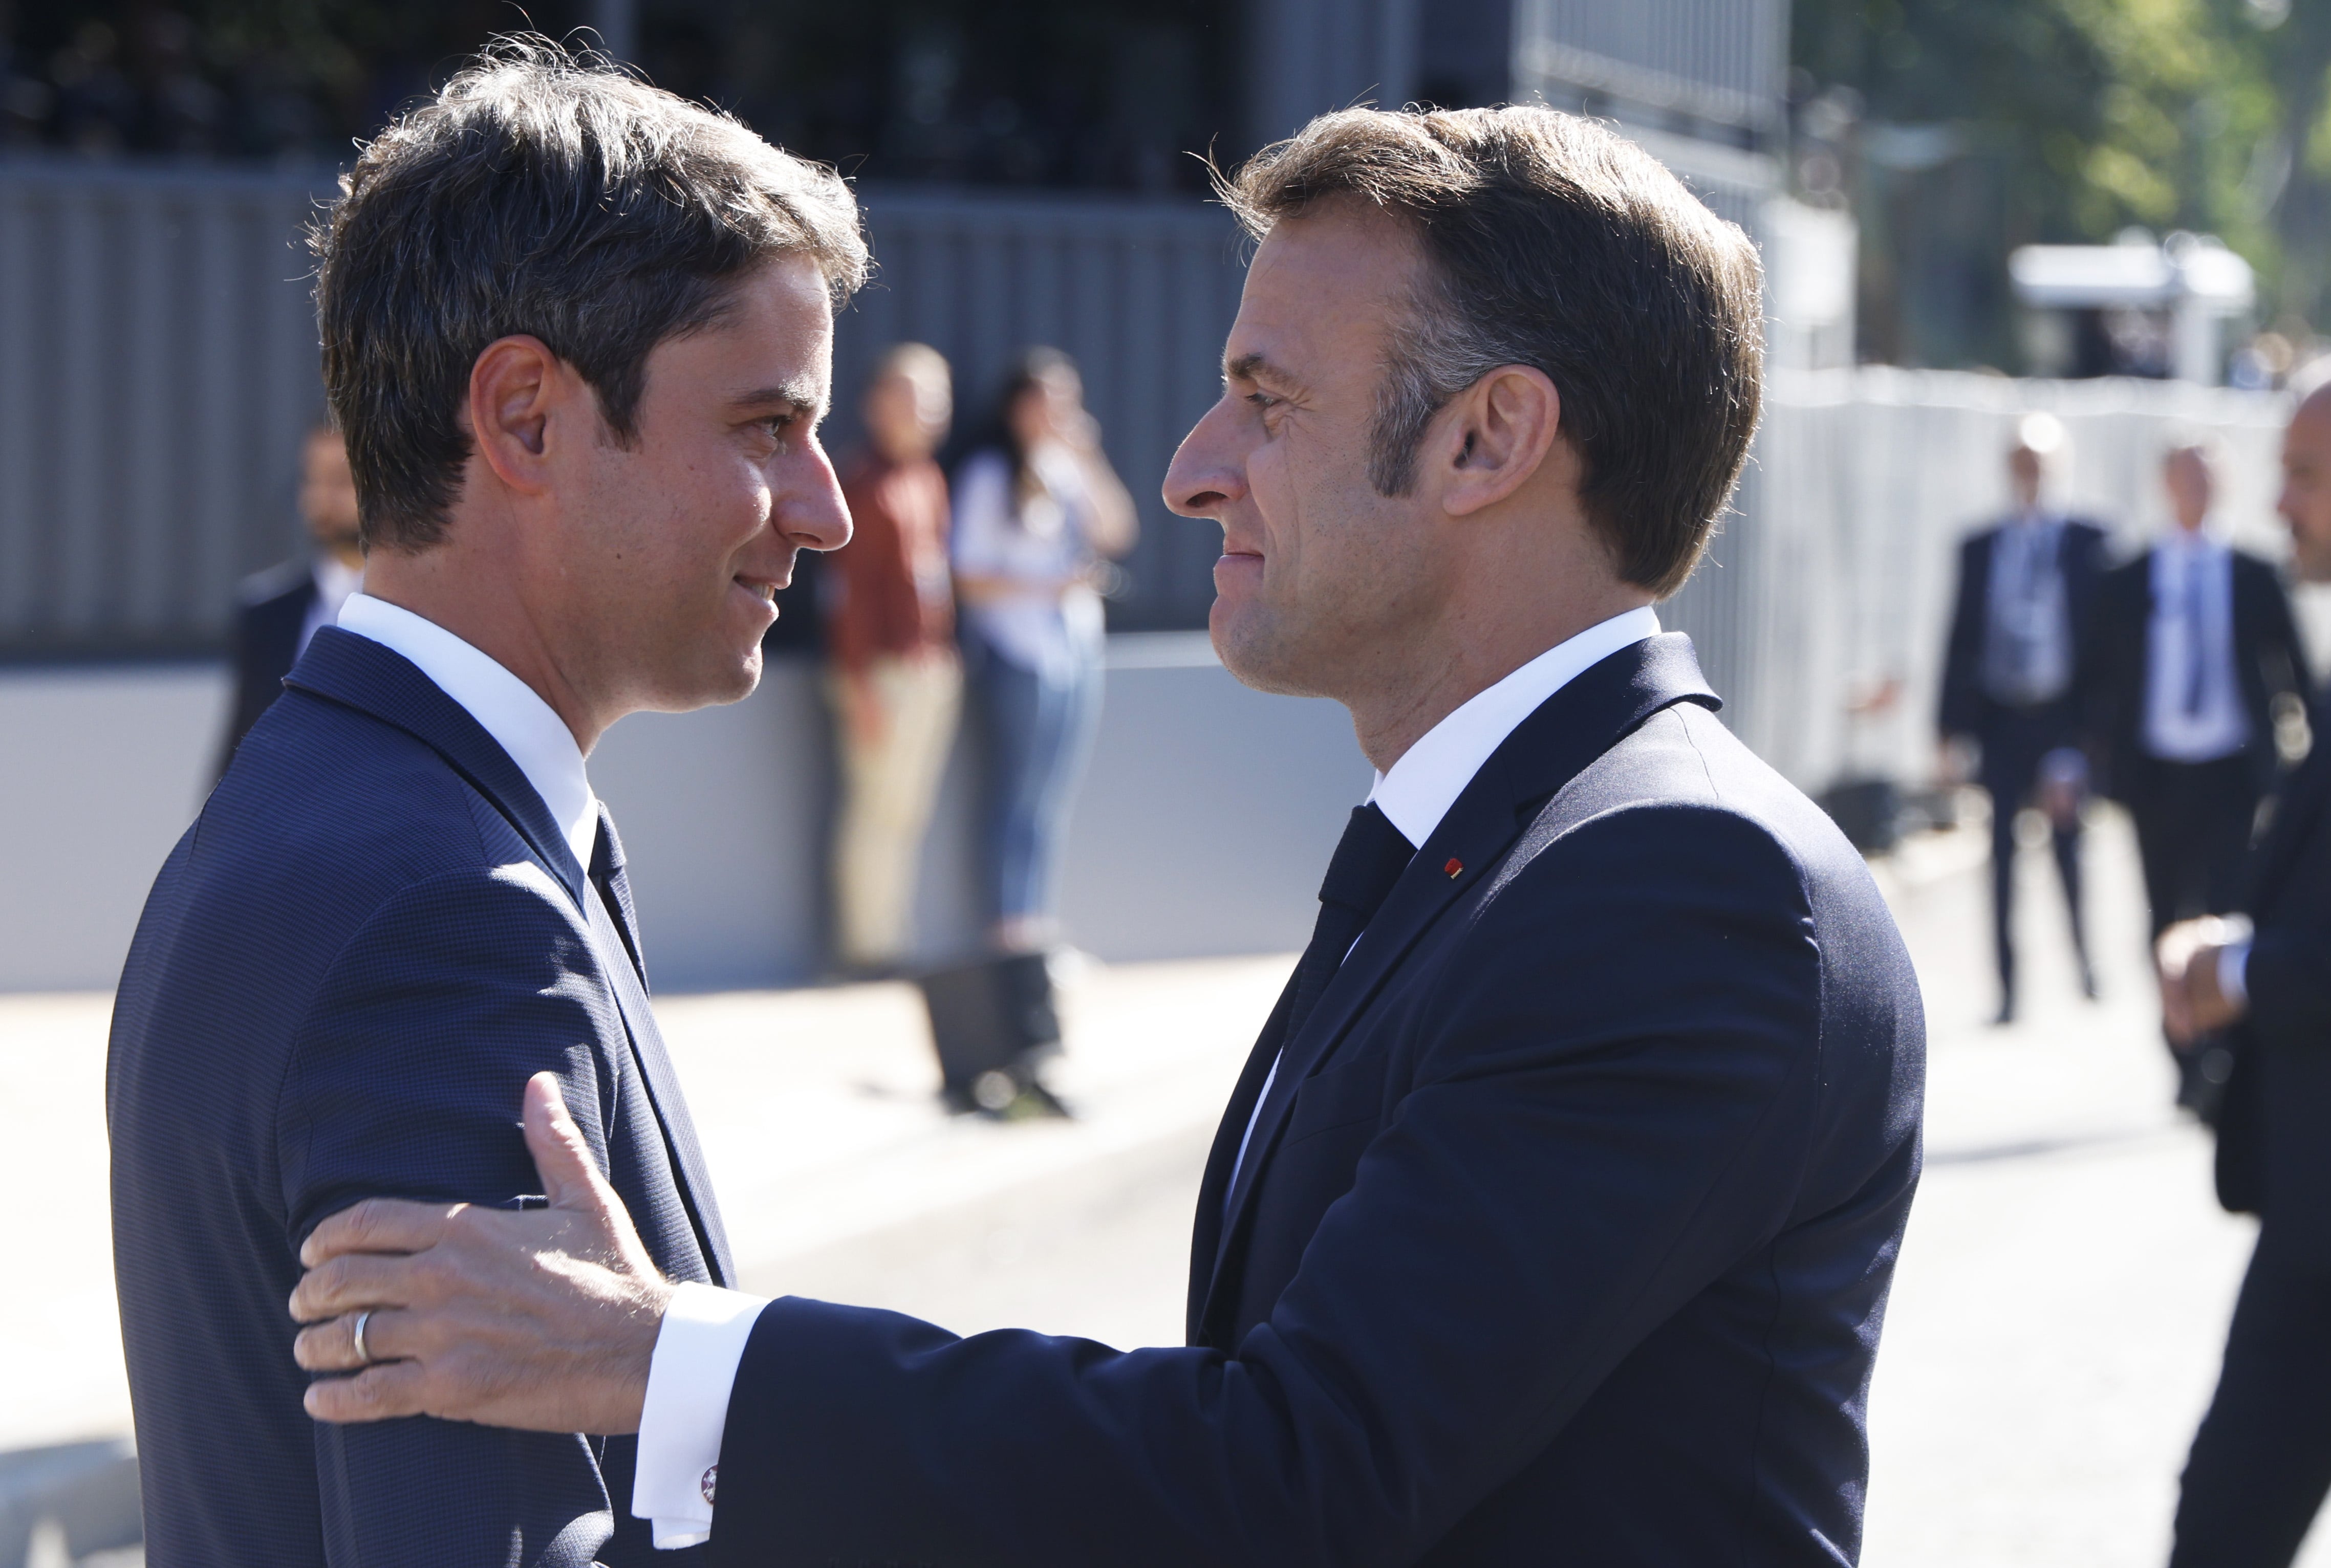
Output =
[
  {"x1": 952, "y1": 347, "x2": 1137, "y2": 954},
  {"x1": 1938, "y1": 412, "x2": 2106, "y2": 1024},
  {"x1": 824, "y1": 343, "x2": 960, "y2": 975},
  {"x1": 2154, "y1": 379, "x2": 2331, "y2": 1568},
  {"x1": 2086, "y1": 438, "x2": 2306, "y2": 1113},
  {"x1": 214, "y1": 423, "x2": 362, "y2": 780}
]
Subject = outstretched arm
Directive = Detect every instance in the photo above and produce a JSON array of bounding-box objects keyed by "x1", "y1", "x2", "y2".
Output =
[{"x1": 293, "y1": 805, "x2": 1866, "y2": 1568}]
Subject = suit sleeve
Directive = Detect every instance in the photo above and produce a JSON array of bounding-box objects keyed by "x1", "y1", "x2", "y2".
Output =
[
  {"x1": 279, "y1": 864, "x2": 630, "y2": 1568},
  {"x1": 707, "y1": 804, "x2": 1826, "y2": 1568},
  {"x1": 2247, "y1": 924, "x2": 2331, "y2": 1042}
]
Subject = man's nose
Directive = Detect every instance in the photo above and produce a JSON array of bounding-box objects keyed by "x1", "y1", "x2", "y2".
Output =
[
  {"x1": 782, "y1": 444, "x2": 854, "y2": 552},
  {"x1": 1163, "y1": 397, "x2": 1247, "y2": 518}
]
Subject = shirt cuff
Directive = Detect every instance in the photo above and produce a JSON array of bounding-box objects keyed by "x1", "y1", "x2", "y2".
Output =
[
  {"x1": 2217, "y1": 939, "x2": 2252, "y2": 1011},
  {"x1": 633, "y1": 1281, "x2": 771, "y2": 1550}
]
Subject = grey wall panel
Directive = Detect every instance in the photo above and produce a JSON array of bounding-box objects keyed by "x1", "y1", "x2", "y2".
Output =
[
  {"x1": 1514, "y1": 0, "x2": 1788, "y2": 133},
  {"x1": 0, "y1": 642, "x2": 1364, "y2": 993},
  {"x1": 834, "y1": 189, "x2": 1247, "y2": 633},
  {"x1": 1246, "y1": 0, "x2": 1420, "y2": 147},
  {"x1": 0, "y1": 159, "x2": 335, "y2": 656},
  {"x1": 0, "y1": 663, "x2": 228, "y2": 991}
]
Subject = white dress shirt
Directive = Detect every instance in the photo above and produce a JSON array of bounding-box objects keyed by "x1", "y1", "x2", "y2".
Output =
[
  {"x1": 334, "y1": 594, "x2": 600, "y2": 872},
  {"x1": 951, "y1": 446, "x2": 1107, "y2": 681},
  {"x1": 2143, "y1": 530, "x2": 2249, "y2": 764},
  {"x1": 633, "y1": 602, "x2": 1662, "y2": 1545}
]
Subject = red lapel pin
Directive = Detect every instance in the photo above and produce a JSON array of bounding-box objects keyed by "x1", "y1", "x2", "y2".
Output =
[{"x1": 1444, "y1": 858, "x2": 1463, "y2": 878}]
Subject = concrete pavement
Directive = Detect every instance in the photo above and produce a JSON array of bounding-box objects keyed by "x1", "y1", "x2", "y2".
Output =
[{"x1": 3, "y1": 808, "x2": 2322, "y2": 1565}]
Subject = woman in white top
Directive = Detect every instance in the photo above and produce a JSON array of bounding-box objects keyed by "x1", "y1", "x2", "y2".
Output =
[{"x1": 952, "y1": 349, "x2": 1137, "y2": 953}]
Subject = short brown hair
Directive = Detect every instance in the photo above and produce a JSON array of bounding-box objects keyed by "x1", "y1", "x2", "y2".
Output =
[
  {"x1": 314, "y1": 37, "x2": 869, "y2": 552},
  {"x1": 1221, "y1": 106, "x2": 1763, "y2": 598}
]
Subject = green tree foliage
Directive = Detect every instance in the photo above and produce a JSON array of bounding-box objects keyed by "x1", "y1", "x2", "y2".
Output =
[{"x1": 1794, "y1": 0, "x2": 2331, "y2": 361}]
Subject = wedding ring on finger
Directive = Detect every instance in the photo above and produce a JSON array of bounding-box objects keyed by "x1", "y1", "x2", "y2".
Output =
[{"x1": 351, "y1": 1309, "x2": 373, "y2": 1366}]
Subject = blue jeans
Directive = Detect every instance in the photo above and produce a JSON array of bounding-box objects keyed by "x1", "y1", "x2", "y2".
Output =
[{"x1": 964, "y1": 628, "x2": 1104, "y2": 927}]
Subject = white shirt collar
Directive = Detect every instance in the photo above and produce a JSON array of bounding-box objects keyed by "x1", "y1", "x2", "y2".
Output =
[
  {"x1": 335, "y1": 593, "x2": 601, "y2": 872},
  {"x1": 1365, "y1": 604, "x2": 1663, "y2": 848}
]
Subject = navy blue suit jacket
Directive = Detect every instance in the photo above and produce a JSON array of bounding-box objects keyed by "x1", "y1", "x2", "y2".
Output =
[
  {"x1": 1937, "y1": 517, "x2": 2109, "y2": 746},
  {"x1": 110, "y1": 626, "x2": 735, "y2": 1567},
  {"x1": 709, "y1": 635, "x2": 1926, "y2": 1566}
]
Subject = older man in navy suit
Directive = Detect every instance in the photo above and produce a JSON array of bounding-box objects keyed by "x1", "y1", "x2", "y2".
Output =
[
  {"x1": 292, "y1": 105, "x2": 1926, "y2": 1564},
  {"x1": 108, "y1": 46, "x2": 861, "y2": 1566}
]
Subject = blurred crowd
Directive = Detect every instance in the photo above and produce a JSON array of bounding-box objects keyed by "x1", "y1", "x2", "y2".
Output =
[
  {"x1": 1940, "y1": 402, "x2": 2331, "y2": 1051},
  {"x1": 1940, "y1": 383, "x2": 2331, "y2": 1563}
]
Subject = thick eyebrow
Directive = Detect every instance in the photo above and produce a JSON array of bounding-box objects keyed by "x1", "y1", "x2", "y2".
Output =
[
  {"x1": 730, "y1": 379, "x2": 825, "y2": 420},
  {"x1": 1224, "y1": 351, "x2": 1307, "y2": 397}
]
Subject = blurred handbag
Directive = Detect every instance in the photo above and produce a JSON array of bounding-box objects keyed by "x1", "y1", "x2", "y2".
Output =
[{"x1": 915, "y1": 951, "x2": 1066, "y2": 1116}]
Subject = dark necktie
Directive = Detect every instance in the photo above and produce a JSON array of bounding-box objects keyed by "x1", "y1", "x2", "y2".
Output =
[
  {"x1": 588, "y1": 808, "x2": 648, "y2": 989},
  {"x1": 1284, "y1": 803, "x2": 1416, "y2": 1042},
  {"x1": 1219, "y1": 803, "x2": 1416, "y2": 1221}
]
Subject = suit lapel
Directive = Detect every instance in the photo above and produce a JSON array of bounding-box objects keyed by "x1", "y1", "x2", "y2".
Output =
[
  {"x1": 284, "y1": 627, "x2": 733, "y2": 1283},
  {"x1": 1193, "y1": 634, "x2": 1720, "y2": 1335},
  {"x1": 1185, "y1": 975, "x2": 1300, "y2": 1342},
  {"x1": 286, "y1": 628, "x2": 590, "y2": 901}
]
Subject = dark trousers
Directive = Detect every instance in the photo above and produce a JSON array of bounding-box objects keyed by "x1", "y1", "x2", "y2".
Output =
[
  {"x1": 2129, "y1": 754, "x2": 2257, "y2": 1114},
  {"x1": 1979, "y1": 706, "x2": 2088, "y2": 1006},
  {"x1": 2171, "y1": 1234, "x2": 2331, "y2": 1567},
  {"x1": 2130, "y1": 755, "x2": 2259, "y2": 939}
]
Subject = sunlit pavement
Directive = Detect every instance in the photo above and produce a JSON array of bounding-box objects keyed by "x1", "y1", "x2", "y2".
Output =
[{"x1": 4, "y1": 808, "x2": 2321, "y2": 1565}]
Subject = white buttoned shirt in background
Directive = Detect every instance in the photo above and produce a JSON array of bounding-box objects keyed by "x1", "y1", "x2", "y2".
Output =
[
  {"x1": 2143, "y1": 528, "x2": 2250, "y2": 764},
  {"x1": 628, "y1": 603, "x2": 1668, "y2": 1550},
  {"x1": 333, "y1": 593, "x2": 601, "y2": 876}
]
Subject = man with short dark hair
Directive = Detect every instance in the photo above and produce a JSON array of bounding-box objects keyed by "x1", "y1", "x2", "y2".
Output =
[
  {"x1": 292, "y1": 105, "x2": 1924, "y2": 1565},
  {"x1": 109, "y1": 41, "x2": 861, "y2": 1566}
]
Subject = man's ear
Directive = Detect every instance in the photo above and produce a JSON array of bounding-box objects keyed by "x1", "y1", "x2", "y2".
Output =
[
  {"x1": 1436, "y1": 365, "x2": 1562, "y2": 519},
  {"x1": 466, "y1": 335, "x2": 577, "y2": 497}
]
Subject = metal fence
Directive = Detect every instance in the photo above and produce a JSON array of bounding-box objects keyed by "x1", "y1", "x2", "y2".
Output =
[
  {"x1": 1741, "y1": 367, "x2": 2292, "y2": 791},
  {"x1": 1512, "y1": 0, "x2": 1789, "y2": 137},
  {"x1": 0, "y1": 160, "x2": 1248, "y2": 655},
  {"x1": 8, "y1": 156, "x2": 2291, "y2": 806},
  {"x1": 836, "y1": 187, "x2": 1248, "y2": 633},
  {"x1": 0, "y1": 158, "x2": 336, "y2": 658}
]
